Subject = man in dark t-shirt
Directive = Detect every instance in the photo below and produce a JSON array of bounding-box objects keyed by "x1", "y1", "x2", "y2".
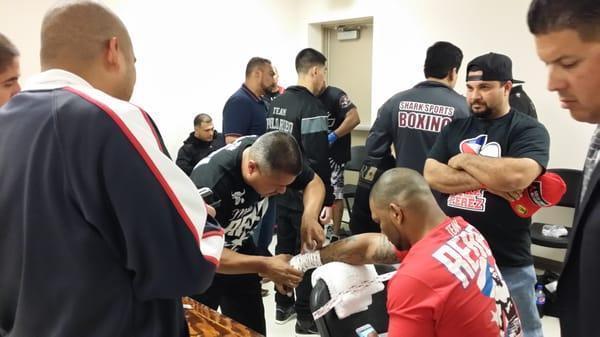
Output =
[
  {"x1": 351, "y1": 41, "x2": 469, "y2": 235},
  {"x1": 424, "y1": 52, "x2": 549, "y2": 337},
  {"x1": 189, "y1": 131, "x2": 326, "y2": 335},
  {"x1": 319, "y1": 85, "x2": 360, "y2": 237}
]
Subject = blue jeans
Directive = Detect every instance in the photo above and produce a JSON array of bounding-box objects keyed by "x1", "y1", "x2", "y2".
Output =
[{"x1": 500, "y1": 265, "x2": 543, "y2": 337}]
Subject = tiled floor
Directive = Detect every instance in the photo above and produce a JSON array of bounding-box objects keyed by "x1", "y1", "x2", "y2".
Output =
[{"x1": 262, "y1": 281, "x2": 297, "y2": 336}]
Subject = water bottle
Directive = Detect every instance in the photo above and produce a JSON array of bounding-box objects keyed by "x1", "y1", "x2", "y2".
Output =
[{"x1": 535, "y1": 284, "x2": 546, "y2": 318}]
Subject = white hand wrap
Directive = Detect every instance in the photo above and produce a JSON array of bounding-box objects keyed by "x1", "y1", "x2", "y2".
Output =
[{"x1": 290, "y1": 251, "x2": 322, "y2": 272}]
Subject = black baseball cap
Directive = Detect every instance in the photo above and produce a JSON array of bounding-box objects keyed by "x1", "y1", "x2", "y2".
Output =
[{"x1": 466, "y1": 52, "x2": 524, "y2": 84}]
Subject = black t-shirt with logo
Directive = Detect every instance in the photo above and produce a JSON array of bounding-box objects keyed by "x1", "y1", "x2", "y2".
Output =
[
  {"x1": 190, "y1": 136, "x2": 314, "y2": 251},
  {"x1": 428, "y1": 110, "x2": 550, "y2": 267},
  {"x1": 319, "y1": 86, "x2": 357, "y2": 163},
  {"x1": 267, "y1": 85, "x2": 334, "y2": 208}
]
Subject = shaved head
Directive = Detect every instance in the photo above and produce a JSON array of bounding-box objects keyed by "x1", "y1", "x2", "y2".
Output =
[
  {"x1": 40, "y1": 1, "x2": 136, "y2": 100},
  {"x1": 369, "y1": 168, "x2": 445, "y2": 248},
  {"x1": 370, "y1": 168, "x2": 434, "y2": 211},
  {"x1": 41, "y1": 1, "x2": 131, "y2": 68}
]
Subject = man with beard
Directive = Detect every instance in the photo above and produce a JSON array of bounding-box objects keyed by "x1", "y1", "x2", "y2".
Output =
[
  {"x1": 423, "y1": 52, "x2": 549, "y2": 337},
  {"x1": 222, "y1": 57, "x2": 276, "y2": 144},
  {"x1": 222, "y1": 57, "x2": 278, "y2": 273},
  {"x1": 290, "y1": 168, "x2": 523, "y2": 337}
]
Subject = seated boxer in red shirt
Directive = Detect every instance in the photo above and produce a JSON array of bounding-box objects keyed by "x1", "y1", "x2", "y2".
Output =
[{"x1": 290, "y1": 168, "x2": 523, "y2": 337}]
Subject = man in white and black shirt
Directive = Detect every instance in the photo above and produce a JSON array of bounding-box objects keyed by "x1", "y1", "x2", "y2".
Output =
[
  {"x1": 319, "y1": 85, "x2": 360, "y2": 238},
  {"x1": 189, "y1": 131, "x2": 326, "y2": 335}
]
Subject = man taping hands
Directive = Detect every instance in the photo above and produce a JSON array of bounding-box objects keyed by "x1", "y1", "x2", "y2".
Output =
[{"x1": 189, "y1": 131, "x2": 326, "y2": 335}]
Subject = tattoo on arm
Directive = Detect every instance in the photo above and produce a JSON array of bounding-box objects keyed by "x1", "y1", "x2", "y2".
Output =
[
  {"x1": 320, "y1": 234, "x2": 399, "y2": 265},
  {"x1": 321, "y1": 235, "x2": 365, "y2": 264}
]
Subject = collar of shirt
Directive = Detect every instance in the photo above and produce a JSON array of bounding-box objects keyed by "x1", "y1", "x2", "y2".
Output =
[
  {"x1": 23, "y1": 69, "x2": 94, "y2": 91},
  {"x1": 241, "y1": 84, "x2": 262, "y2": 103},
  {"x1": 286, "y1": 85, "x2": 315, "y2": 97},
  {"x1": 414, "y1": 80, "x2": 452, "y2": 89}
]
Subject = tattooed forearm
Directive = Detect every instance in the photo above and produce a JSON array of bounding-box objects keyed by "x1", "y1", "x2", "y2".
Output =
[
  {"x1": 319, "y1": 233, "x2": 399, "y2": 265},
  {"x1": 320, "y1": 235, "x2": 364, "y2": 264}
]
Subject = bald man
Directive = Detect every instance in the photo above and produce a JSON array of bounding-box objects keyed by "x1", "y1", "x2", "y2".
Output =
[
  {"x1": 0, "y1": 33, "x2": 20, "y2": 106},
  {"x1": 0, "y1": 2, "x2": 224, "y2": 337},
  {"x1": 290, "y1": 168, "x2": 523, "y2": 337}
]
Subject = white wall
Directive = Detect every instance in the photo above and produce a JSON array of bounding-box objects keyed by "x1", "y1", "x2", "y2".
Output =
[
  {"x1": 1, "y1": 0, "x2": 307, "y2": 156},
  {"x1": 300, "y1": 0, "x2": 595, "y2": 170},
  {"x1": 1, "y1": 0, "x2": 594, "y2": 167},
  {"x1": 114, "y1": 0, "x2": 310, "y2": 155}
]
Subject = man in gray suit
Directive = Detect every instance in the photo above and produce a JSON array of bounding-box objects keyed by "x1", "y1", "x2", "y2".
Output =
[{"x1": 528, "y1": 1, "x2": 600, "y2": 336}]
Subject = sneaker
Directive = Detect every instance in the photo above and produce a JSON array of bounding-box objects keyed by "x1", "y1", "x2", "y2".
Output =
[
  {"x1": 295, "y1": 319, "x2": 319, "y2": 336},
  {"x1": 323, "y1": 224, "x2": 339, "y2": 246},
  {"x1": 275, "y1": 304, "x2": 296, "y2": 325}
]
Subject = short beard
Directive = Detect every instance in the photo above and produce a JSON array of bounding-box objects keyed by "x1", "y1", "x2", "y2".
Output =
[{"x1": 470, "y1": 107, "x2": 494, "y2": 119}]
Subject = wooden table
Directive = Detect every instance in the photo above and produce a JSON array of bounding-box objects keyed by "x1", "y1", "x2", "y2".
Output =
[{"x1": 183, "y1": 297, "x2": 265, "y2": 337}]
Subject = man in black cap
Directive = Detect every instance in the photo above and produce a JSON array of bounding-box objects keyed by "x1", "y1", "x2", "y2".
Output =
[{"x1": 424, "y1": 52, "x2": 550, "y2": 337}]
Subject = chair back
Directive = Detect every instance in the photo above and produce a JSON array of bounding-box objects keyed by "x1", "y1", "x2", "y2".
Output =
[{"x1": 346, "y1": 146, "x2": 367, "y2": 172}]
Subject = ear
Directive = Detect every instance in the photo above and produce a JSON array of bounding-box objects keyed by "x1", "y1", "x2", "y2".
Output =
[
  {"x1": 503, "y1": 81, "x2": 513, "y2": 95},
  {"x1": 247, "y1": 159, "x2": 259, "y2": 175},
  {"x1": 310, "y1": 65, "x2": 319, "y2": 77},
  {"x1": 389, "y1": 203, "x2": 404, "y2": 225},
  {"x1": 448, "y1": 67, "x2": 457, "y2": 82},
  {"x1": 105, "y1": 37, "x2": 121, "y2": 71},
  {"x1": 253, "y1": 68, "x2": 261, "y2": 79}
]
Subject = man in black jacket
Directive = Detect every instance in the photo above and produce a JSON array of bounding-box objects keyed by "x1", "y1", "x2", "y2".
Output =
[
  {"x1": 528, "y1": 1, "x2": 600, "y2": 336},
  {"x1": 176, "y1": 113, "x2": 225, "y2": 175},
  {"x1": 351, "y1": 41, "x2": 469, "y2": 234},
  {"x1": 266, "y1": 47, "x2": 332, "y2": 335}
]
